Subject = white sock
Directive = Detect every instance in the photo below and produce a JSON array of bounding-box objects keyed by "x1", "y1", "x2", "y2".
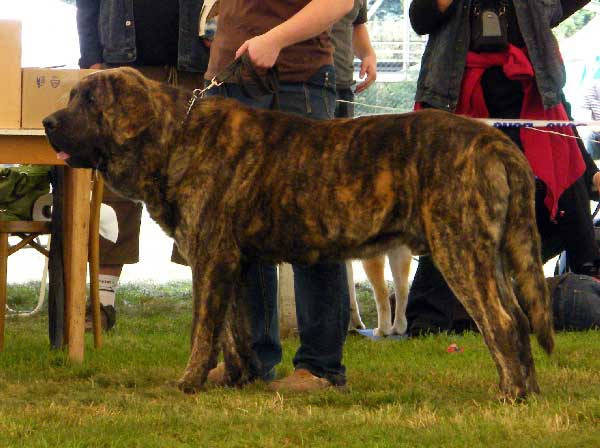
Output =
[{"x1": 98, "y1": 274, "x2": 119, "y2": 308}]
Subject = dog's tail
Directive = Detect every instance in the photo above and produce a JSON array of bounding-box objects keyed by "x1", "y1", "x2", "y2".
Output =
[{"x1": 503, "y1": 150, "x2": 554, "y2": 355}]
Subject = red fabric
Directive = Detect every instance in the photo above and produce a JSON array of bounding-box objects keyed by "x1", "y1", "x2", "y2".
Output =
[{"x1": 416, "y1": 45, "x2": 585, "y2": 217}]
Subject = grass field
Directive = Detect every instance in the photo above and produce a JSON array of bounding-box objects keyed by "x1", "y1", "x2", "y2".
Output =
[{"x1": 1, "y1": 281, "x2": 599, "y2": 447}]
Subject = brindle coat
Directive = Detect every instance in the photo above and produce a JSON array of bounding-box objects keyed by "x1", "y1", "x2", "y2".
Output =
[{"x1": 44, "y1": 67, "x2": 554, "y2": 399}]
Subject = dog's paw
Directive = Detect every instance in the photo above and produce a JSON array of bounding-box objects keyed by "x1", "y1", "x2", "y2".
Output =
[
  {"x1": 373, "y1": 326, "x2": 392, "y2": 337},
  {"x1": 348, "y1": 320, "x2": 366, "y2": 332},
  {"x1": 225, "y1": 370, "x2": 258, "y2": 388},
  {"x1": 176, "y1": 378, "x2": 204, "y2": 394},
  {"x1": 391, "y1": 317, "x2": 408, "y2": 335}
]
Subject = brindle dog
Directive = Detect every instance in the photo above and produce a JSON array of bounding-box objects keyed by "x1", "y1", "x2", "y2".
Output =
[{"x1": 43, "y1": 67, "x2": 554, "y2": 399}]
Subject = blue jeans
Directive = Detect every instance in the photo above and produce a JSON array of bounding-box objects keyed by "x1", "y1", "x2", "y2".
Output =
[
  {"x1": 205, "y1": 65, "x2": 350, "y2": 385},
  {"x1": 552, "y1": 273, "x2": 600, "y2": 331}
]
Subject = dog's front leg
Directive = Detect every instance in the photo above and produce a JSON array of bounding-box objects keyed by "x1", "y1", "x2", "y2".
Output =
[
  {"x1": 178, "y1": 248, "x2": 241, "y2": 394},
  {"x1": 221, "y1": 260, "x2": 262, "y2": 386}
]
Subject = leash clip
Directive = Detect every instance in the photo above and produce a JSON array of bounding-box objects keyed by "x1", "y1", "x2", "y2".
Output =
[{"x1": 186, "y1": 77, "x2": 223, "y2": 116}]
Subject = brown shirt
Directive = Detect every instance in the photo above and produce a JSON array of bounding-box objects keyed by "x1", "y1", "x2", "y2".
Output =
[{"x1": 206, "y1": 0, "x2": 334, "y2": 82}]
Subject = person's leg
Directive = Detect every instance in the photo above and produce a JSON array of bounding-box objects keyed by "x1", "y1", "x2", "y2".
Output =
[
  {"x1": 91, "y1": 186, "x2": 142, "y2": 331},
  {"x1": 269, "y1": 67, "x2": 350, "y2": 389},
  {"x1": 535, "y1": 177, "x2": 600, "y2": 275},
  {"x1": 555, "y1": 179, "x2": 600, "y2": 274},
  {"x1": 243, "y1": 262, "x2": 281, "y2": 379},
  {"x1": 406, "y1": 256, "x2": 475, "y2": 335},
  {"x1": 290, "y1": 262, "x2": 349, "y2": 385}
]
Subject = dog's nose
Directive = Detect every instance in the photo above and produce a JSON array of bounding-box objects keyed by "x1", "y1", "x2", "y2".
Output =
[{"x1": 42, "y1": 115, "x2": 59, "y2": 132}]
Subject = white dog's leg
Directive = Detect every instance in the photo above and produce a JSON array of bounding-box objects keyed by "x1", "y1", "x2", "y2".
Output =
[
  {"x1": 346, "y1": 261, "x2": 366, "y2": 331},
  {"x1": 389, "y1": 245, "x2": 412, "y2": 335},
  {"x1": 363, "y1": 255, "x2": 392, "y2": 336}
]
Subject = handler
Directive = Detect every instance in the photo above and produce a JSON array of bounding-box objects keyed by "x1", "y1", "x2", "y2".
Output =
[{"x1": 203, "y1": 0, "x2": 354, "y2": 392}]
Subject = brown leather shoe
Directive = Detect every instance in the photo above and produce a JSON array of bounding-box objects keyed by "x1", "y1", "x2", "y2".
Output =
[{"x1": 267, "y1": 368, "x2": 333, "y2": 393}]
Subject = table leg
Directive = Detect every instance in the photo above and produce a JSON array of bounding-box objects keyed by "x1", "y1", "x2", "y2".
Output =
[
  {"x1": 0, "y1": 233, "x2": 8, "y2": 351},
  {"x1": 63, "y1": 168, "x2": 92, "y2": 362}
]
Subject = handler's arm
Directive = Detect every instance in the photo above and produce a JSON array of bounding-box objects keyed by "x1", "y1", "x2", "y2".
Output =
[
  {"x1": 409, "y1": 0, "x2": 456, "y2": 35},
  {"x1": 76, "y1": 0, "x2": 103, "y2": 69},
  {"x1": 235, "y1": 0, "x2": 354, "y2": 68},
  {"x1": 353, "y1": 23, "x2": 377, "y2": 94}
]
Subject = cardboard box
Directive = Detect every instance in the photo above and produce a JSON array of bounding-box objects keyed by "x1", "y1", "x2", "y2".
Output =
[
  {"x1": 0, "y1": 20, "x2": 22, "y2": 128},
  {"x1": 21, "y1": 68, "x2": 97, "y2": 129}
]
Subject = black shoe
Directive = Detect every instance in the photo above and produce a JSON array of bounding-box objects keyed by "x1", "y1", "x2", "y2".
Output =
[{"x1": 85, "y1": 304, "x2": 116, "y2": 332}]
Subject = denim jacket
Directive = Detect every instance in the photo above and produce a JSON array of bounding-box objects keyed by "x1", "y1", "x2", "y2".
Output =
[
  {"x1": 76, "y1": 0, "x2": 209, "y2": 72},
  {"x1": 409, "y1": 0, "x2": 589, "y2": 111}
]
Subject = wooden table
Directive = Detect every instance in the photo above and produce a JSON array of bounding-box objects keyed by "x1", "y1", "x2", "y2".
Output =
[{"x1": 0, "y1": 129, "x2": 91, "y2": 362}]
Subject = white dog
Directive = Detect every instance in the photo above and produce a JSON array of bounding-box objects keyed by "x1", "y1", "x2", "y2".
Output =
[{"x1": 348, "y1": 246, "x2": 412, "y2": 336}]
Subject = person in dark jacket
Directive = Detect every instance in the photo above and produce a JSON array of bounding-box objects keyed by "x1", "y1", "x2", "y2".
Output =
[
  {"x1": 76, "y1": 0, "x2": 211, "y2": 331},
  {"x1": 406, "y1": 0, "x2": 600, "y2": 335}
]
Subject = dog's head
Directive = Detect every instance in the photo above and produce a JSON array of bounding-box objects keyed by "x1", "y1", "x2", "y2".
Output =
[{"x1": 43, "y1": 67, "x2": 159, "y2": 169}]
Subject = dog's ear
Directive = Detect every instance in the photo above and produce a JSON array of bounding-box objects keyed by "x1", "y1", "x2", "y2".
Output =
[{"x1": 102, "y1": 68, "x2": 159, "y2": 145}]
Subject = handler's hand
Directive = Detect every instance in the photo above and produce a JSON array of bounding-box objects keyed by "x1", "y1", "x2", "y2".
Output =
[
  {"x1": 355, "y1": 54, "x2": 377, "y2": 94},
  {"x1": 89, "y1": 63, "x2": 104, "y2": 69},
  {"x1": 235, "y1": 33, "x2": 282, "y2": 69}
]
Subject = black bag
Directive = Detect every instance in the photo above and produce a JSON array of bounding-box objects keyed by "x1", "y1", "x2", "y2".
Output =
[{"x1": 471, "y1": 0, "x2": 508, "y2": 52}]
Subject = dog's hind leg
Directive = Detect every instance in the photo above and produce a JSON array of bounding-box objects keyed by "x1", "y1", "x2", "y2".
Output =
[
  {"x1": 178, "y1": 246, "x2": 242, "y2": 394},
  {"x1": 422, "y1": 164, "x2": 536, "y2": 398},
  {"x1": 389, "y1": 245, "x2": 412, "y2": 335},
  {"x1": 431, "y1": 238, "x2": 537, "y2": 400},
  {"x1": 363, "y1": 255, "x2": 392, "y2": 336}
]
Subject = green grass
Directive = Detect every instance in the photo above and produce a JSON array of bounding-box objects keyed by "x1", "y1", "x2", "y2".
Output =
[{"x1": 1, "y1": 282, "x2": 599, "y2": 447}]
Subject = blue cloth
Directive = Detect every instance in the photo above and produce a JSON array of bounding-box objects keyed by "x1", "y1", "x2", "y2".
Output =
[
  {"x1": 204, "y1": 65, "x2": 350, "y2": 385},
  {"x1": 552, "y1": 273, "x2": 600, "y2": 331},
  {"x1": 355, "y1": 329, "x2": 408, "y2": 341}
]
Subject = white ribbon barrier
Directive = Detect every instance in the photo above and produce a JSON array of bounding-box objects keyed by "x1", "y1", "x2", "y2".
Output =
[{"x1": 335, "y1": 99, "x2": 600, "y2": 142}]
